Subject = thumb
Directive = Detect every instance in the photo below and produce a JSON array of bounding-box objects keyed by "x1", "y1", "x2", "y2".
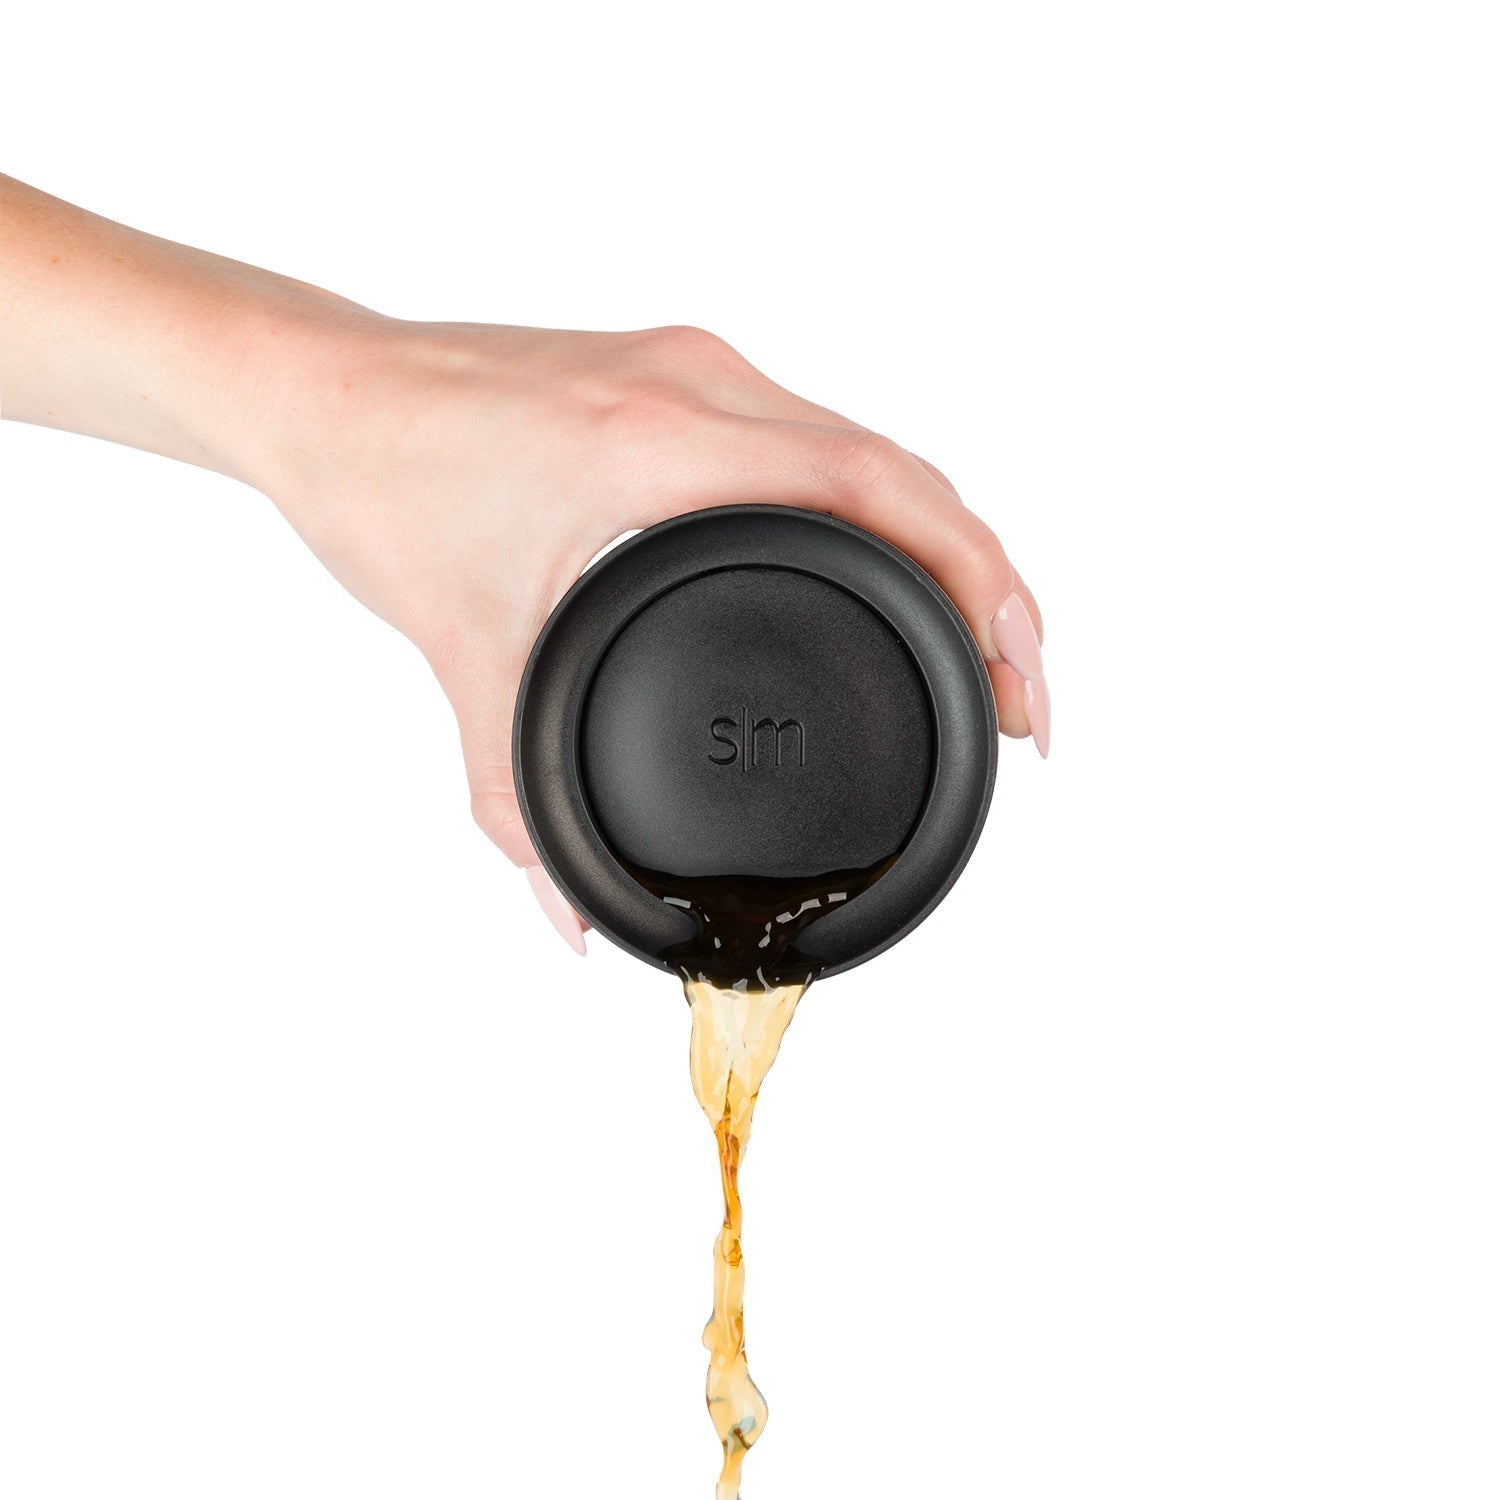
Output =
[{"x1": 440, "y1": 632, "x2": 589, "y2": 957}]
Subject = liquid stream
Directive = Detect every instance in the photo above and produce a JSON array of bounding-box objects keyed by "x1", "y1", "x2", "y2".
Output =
[
  {"x1": 686, "y1": 977, "x2": 805, "y2": 1500},
  {"x1": 640, "y1": 862, "x2": 893, "y2": 1496}
]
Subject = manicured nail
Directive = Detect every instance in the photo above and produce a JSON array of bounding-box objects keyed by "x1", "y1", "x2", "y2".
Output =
[
  {"x1": 1024, "y1": 676, "x2": 1051, "y2": 760},
  {"x1": 525, "y1": 866, "x2": 587, "y2": 955},
  {"x1": 990, "y1": 592, "x2": 1044, "y2": 681}
]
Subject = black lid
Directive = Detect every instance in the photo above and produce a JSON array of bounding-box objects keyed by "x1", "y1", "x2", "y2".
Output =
[{"x1": 513, "y1": 505, "x2": 997, "y2": 980}]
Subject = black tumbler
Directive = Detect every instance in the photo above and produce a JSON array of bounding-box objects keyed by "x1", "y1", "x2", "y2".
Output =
[{"x1": 512, "y1": 505, "x2": 997, "y2": 980}]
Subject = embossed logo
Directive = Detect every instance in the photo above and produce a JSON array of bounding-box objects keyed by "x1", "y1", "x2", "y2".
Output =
[{"x1": 708, "y1": 709, "x2": 807, "y2": 770}]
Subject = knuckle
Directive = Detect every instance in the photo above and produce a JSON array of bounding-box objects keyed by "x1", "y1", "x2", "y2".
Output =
[
  {"x1": 977, "y1": 555, "x2": 1018, "y2": 607},
  {"x1": 913, "y1": 452, "x2": 959, "y2": 495},
  {"x1": 641, "y1": 323, "x2": 748, "y2": 374},
  {"x1": 827, "y1": 428, "x2": 904, "y2": 491},
  {"x1": 649, "y1": 322, "x2": 726, "y2": 355}
]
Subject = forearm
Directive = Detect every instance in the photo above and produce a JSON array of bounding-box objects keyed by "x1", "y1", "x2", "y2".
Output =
[{"x1": 0, "y1": 174, "x2": 380, "y2": 486}]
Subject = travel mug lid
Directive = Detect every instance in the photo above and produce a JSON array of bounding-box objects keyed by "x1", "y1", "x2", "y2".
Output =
[{"x1": 513, "y1": 505, "x2": 997, "y2": 979}]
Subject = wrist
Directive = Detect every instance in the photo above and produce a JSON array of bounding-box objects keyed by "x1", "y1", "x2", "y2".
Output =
[
  {"x1": 223, "y1": 310, "x2": 537, "y2": 532},
  {"x1": 204, "y1": 280, "x2": 402, "y2": 495}
]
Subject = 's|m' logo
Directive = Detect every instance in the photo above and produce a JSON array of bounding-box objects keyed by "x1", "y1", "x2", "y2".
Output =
[{"x1": 708, "y1": 710, "x2": 807, "y2": 770}]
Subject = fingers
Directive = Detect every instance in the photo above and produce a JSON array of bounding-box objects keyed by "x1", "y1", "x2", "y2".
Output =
[
  {"x1": 927, "y1": 504, "x2": 1046, "y2": 754},
  {"x1": 989, "y1": 585, "x2": 1049, "y2": 755},
  {"x1": 647, "y1": 413, "x2": 1051, "y2": 752},
  {"x1": 989, "y1": 659, "x2": 1051, "y2": 758},
  {"x1": 612, "y1": 329, "x2": 1049, "y2": 702},
  {"x1": 652, "y1": 333, "x2": 967, "y2": 511},
  {"x1": 907, "y1": 452, "x2": 962, "y2": 498},
  {"x1": 688, "y1": 367, "x2": 961, "y2": 505},
  {"x1": 526, "y1": 864, "x2": 588, "y2": 954},
  {"x1": 681, "y1": 418, "x2": 1015, "y2": 621}
]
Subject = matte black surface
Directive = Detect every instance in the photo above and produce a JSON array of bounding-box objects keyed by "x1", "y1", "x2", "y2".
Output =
[
  {"x1": 512, "y1": 506, "x2": 997, "y2": 980},
  {"x1": 581, "y1": 568, "x2": 932, "y2": 879}
]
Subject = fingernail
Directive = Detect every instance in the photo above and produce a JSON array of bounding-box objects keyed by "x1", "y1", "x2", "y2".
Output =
[
  {"x1": 1024, "y1": 676, "x2": 1051, "y2": 760},
  {"x1": 990, "y1": 592, "x2": 1044, "y2": 681},
  {"x1": 525, "y1": 866, "x2": 587, "y2": 955}
]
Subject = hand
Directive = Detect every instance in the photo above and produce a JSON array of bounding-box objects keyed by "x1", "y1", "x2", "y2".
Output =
[
  {"x1": 244, "y1": 318, "x2": 1050, "y2": 951},
  {"x1": 0, "y1": 178, "x2": 1048, "y2": 955}
]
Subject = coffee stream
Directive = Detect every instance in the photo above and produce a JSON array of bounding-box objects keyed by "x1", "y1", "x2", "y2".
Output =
[
  {"x1": 631, "y1": 861, "x2": 896, "y2": 1498},
  {"x1": 686, "y1": 977, "x2": 803, "y2": 1500}
]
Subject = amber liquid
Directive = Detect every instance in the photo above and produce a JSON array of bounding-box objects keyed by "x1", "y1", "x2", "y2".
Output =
[
  {"x1": 631, "y1": 861, "x2": 896, "y2": 1498},
  {"x1": 687, "y1": 977, "x2": 804, "y2": 1500}
]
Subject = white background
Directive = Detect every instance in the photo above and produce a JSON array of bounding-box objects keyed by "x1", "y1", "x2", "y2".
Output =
[{"x1": 2, "y1": 3, "x2": 1496, "y2": 1497}]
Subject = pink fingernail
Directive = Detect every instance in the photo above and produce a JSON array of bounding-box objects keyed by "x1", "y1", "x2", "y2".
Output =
[
  {"x1": 525, "y1": 866, "x2": 587, "y2": 955},
  {"x1": 990, "y1": 592, "x2": 1044, "y2": 681},
  {"x1": 1024, "y1": 676, "x2": 1051, "y2": 760}
]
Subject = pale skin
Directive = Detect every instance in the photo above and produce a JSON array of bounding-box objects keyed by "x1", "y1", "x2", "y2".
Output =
[{"x1": 0, "y1": 174, "x2": 1049, "y2": 953}]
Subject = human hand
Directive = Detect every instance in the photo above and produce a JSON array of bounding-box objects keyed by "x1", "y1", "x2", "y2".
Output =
[
  {"x1": 242, "y1": 317, "x2": 1049, "y2": 952},
  {"x1": 0, "y1": 178, "x2": 1047, "y2": 954}
]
